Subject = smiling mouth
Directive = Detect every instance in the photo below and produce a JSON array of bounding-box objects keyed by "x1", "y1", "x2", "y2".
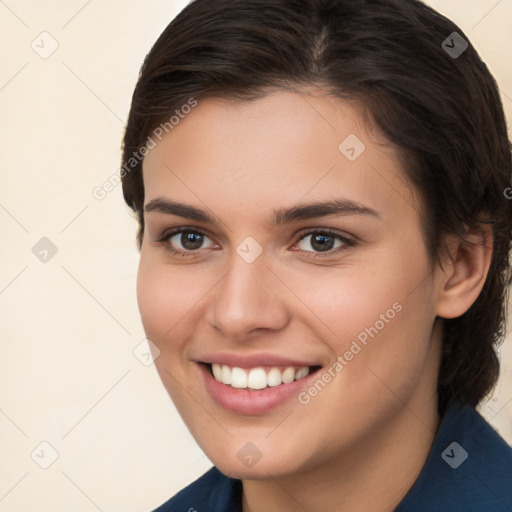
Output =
[{"x1": 202, "y1": 362, "x2": 322, "y2": 390}]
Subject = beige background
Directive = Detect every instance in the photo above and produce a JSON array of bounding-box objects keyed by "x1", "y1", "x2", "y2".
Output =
[{"x1": 0, "y1": 1, "x2": 511, "y2": 511}]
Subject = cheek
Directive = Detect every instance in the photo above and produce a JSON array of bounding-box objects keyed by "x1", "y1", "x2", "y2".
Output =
[
  {"x1": 136, "y1": 256, "x2": 196, "y2": 404},
  {"x1": 353, "y1": 283, "x2": 435, "y2": 401},
  {"x1": 136, "y1": 259, "x2": 168, "y2": 339},
  {"x1": 136, "y1": 253, "x2": 220, "y2": 355},
  {"x1": 280, "y1": 257, "x2": 406, "y2": 344},
  {"x1": 136, "y1": 254, "x2": 189, "y2": 345},
  {"x1": 282, "y1": 246, "x2": 435, "y2": 385}
]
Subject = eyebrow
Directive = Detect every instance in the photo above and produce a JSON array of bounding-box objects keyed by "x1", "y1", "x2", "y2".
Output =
[{"x1": 144, "y1": 197, "x2": 380, "y2": 225}]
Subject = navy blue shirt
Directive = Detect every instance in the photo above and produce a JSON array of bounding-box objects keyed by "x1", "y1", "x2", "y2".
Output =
[{"x1": 153, "y1": 399, "x2": 512, "y2": 511}]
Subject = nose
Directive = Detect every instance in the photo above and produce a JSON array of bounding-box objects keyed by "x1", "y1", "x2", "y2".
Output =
[{"x1": 207, "y1": 252, "x2": 290, "y2": 340}]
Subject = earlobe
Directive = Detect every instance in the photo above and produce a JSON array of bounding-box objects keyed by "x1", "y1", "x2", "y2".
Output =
[{"x1": 435, "y1": 225, "x2": 493, "y2": 319}]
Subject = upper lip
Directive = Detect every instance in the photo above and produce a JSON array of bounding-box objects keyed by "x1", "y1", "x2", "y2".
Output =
[{"x1": 197, "y1": 352, "x2": 321, "y2": 369}]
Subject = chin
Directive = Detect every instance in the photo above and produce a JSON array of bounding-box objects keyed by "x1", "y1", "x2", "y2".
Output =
[{"x1": 214, "y1": 458, "x2": 295, "y2": 481}]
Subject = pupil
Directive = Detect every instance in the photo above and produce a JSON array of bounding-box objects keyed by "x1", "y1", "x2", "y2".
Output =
[
  {"x1": 312, "y1": 234, "x2": 334, "y2": 252},
  {"x1": 182, "y1": 231, "x2": 203, "y2": 250}
]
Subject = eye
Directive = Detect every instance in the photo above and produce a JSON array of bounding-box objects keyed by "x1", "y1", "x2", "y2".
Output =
[
  {"x1": 157, "y1": 228, "x2": 216, "y2": 256},
  {"x1": 155, "y1": 227, "x2": 354, "y2": 259},
  {"x1": 294, "y1": 229, "x2": 353, "y2": 256}
]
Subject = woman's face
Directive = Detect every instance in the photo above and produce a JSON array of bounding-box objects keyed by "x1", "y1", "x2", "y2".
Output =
[{"x1": 137, "y1": 89, "x2": 444, "y2": 479}]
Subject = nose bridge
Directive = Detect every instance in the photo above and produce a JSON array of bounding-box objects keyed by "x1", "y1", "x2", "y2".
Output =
[{"x1": 209, "y1": 249, "x2": 288, "y2": 337}]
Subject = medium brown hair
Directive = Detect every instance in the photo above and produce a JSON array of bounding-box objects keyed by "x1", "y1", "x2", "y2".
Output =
[{"x1": 121, "y1": 0, "x2": 512, "y2": 414}]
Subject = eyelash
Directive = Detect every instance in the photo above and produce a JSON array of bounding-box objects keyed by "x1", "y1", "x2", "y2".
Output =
[{"x1": 155, "y1": 227, "x2": 355, "y2": 259}]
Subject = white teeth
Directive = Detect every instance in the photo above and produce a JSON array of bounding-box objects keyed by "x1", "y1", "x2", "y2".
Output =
[
  {"x1": 221, "y1": 364, "x2": 231, "y2": 385},
  {"x1": 230, "y1": 367, "x2": 247, "y2": 388},
  {"x1": 212, "y1": 363, "x2": 223, "y2": 381},
  {"x1": 281, "y1": 367, "x2": 296, "y2": 384},
  {"x1": 267, "y1": 367, "x2": 282, "y2": 387},
  {"x1": 295, "y1": 367, "x2": 309, "y2": 380},
  {"x1": 247, "y1": 367, "x2": 267, "y2": 389},
  {"x1": 210, "y1": 363, "x2": 311, "y2": 389}
]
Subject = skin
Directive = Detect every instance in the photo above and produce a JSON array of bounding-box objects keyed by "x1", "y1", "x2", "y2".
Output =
[{"x1": 137, "y1": 88, "x2": 492, "y2": 512}]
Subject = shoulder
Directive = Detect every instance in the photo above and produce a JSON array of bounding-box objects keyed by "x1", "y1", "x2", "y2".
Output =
[
  {"x1": 151, "y1": 466, "x2": 242, "y2": 512},
  {"x1": 396, "y1": 399, "x2": 512, "y2": 512}
]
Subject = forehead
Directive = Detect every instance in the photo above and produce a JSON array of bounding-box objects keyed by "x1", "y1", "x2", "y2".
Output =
[{"x1": 142, "y1": 89, "x2": 420, "y2": 228}]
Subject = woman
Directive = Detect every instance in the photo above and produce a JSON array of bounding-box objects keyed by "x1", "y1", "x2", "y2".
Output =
[{"x1": 121, "y1": 0, "x2": 512, "y2": 510}]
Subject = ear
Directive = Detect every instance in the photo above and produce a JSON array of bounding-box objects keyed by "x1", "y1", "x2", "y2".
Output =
[{"x1": 435, "y1": 224, "x2": 493, "y2": 319}]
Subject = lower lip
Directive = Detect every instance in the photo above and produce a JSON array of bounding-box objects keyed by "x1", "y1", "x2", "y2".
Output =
[{"x1": 198, "y1": 363, "x2": 320, "y2": 415}]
